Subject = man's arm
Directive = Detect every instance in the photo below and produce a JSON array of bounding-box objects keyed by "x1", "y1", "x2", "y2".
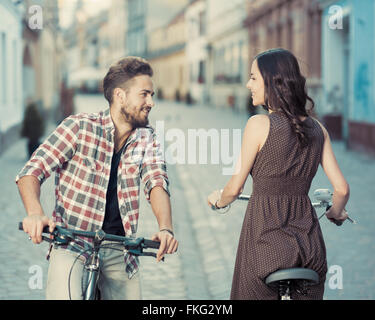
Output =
[
  {"x1": 149, "y1": 186, "x2": 178, "y2": 262},
  {"x1": 16, "y1": 116, "x2": 79, "y2": 243},
  {"x1": 17, "y1": 175, "x2": 55, "y2": 244},
  {"x1": 140, "y1": 130, "x2": 178, "y2": 261}
]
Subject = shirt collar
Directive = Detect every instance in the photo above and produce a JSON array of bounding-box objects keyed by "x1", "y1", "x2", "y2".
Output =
[
  {"x1": 102, "y1": 107, "x2": 115, "y2": 133},
  {"x1": 102, "y1": 106, "x2": 139, "y2": 147}
]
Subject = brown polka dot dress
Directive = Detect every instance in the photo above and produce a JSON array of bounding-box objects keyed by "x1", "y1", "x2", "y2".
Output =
[{"x1": 230, "y1": 111, "x2": 328, "y2": 300}]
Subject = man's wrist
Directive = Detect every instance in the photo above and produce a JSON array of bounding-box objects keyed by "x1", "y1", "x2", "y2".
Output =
[
  {"x1": 160, "y1": 228, "x2": 174, "y2": 237},
  {"x1": 28, "y1": 212, "x2": 45, "y2": 217}
]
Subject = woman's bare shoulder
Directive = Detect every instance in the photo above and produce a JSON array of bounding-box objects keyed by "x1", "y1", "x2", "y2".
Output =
[
  {"x1": 245, "y1": 114, "x2": 269, "y2": 133},
  {"x1": 247, "y1": 114, "x2": 270, "y2": 125},
  {"x1": 311, "y1": 117, "x2": 328, "y2": 139}
]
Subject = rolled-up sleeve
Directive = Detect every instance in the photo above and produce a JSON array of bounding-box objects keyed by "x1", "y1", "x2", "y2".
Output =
[
  {"x1": 141, "y1": 131, "x2": 170, "y2": 201},
  {"x1": 15, "y1": 116, "x2": 80, "y2": 185}
]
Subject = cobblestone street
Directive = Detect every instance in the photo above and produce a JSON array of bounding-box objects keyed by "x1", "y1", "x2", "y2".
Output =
[{"x1": 1, "y1": 95, "x2": 374, "y2": 300}]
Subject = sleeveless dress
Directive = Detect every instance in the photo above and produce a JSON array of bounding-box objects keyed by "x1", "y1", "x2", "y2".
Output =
[{"x1": 230, "y1": 111, "x2": 328, "y2": 300}]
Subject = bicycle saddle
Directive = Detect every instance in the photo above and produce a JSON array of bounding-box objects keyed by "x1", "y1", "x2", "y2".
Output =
[{"x1": 265, "y1": 268, "x2": 319, "y2": 286}]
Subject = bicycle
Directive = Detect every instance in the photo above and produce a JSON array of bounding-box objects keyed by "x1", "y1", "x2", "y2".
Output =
[
  {"x1": 18, "y1": 222, "x2": 161, "y2": 300},
  {"x1": 213, "y1": 188, "x2": 356, "y2": 300}
]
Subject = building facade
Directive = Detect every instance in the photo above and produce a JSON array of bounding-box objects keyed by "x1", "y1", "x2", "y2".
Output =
[
  {"x1": 126, "y1": 0, "x2": 189, "y2": 57},
  {"x1": 244, "y1": 0, "x2": 323, "y2": 115},
  {"x1": 320, "y1": 0, "x2": 375, "y2": 154},
  {"x1": 0, "y1": 0, "x2": 24, "y2": 155},
  {"x1": 206, "y1": 0, "x2": 249, "y2": 112},
  {"x1": 106, "y1": 0, "x2": 128, "y2": 65},
  {"x1": 185, "y1": 0, "x2": 208, "y2": 104},
  {"x1": 147, "y1": 10, "x2": 188, "y2": 101}
]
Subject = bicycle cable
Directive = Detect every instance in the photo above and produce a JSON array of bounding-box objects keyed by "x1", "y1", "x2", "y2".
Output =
[
  {"x1": 67, "y1": 247, "x2": 93, "y2": 300},
  {"x1": 68, "y1": 244, "x2": 128, "y2": 300}
]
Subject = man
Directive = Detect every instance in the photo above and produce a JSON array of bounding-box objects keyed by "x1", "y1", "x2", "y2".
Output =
[{"x1": 16, "y1": 56, "x2": 178, "y2": 299}]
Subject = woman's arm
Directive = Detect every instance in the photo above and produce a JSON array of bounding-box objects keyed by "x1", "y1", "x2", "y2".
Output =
[
  {"x1": 317, "y1": 121, "x2": 350, "y2": 221},
  {"x1": 208, "y1": 115, "x2": 269, "y2": 208}
]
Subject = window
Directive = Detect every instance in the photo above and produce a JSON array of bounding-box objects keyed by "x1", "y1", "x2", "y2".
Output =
[
  {"x1": 199, "y1": 11, "x2": 205, "y2": 36},
  {"x1": 198, "y1": 60, "x2": 205, "y2": 83},
  {"x1": 213, "y1": 42, "x2": 242, "y2": 84},
  {"x1": 238, "y1": 41, "x2": 244, "y2": 83},
  {"x1": 1, "y1": 33, "x2": 6, "y2": 104},
  {"x1": 13, "y1": 39, "x2": 17, "y2": 103},
  {"x1": 287, "y1": 19, "x2": 293, "y2": 51}
]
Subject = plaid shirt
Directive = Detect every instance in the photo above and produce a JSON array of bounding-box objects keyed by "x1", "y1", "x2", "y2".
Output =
[{"x1": 16, "y1": 107, "x2": 169, "y2": 278}]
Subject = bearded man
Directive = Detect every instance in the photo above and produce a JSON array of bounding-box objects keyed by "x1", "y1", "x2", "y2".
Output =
[{"x1": 16, "y1": 56, "x2": 178, "y2": 300}]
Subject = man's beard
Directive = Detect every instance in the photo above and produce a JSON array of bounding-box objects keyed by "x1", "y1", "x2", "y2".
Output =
[{"x1": 120, "y1": 104, "x2": 150, "y2": 128}]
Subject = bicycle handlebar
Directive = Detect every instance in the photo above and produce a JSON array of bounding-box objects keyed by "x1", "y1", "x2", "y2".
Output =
[
  {"x1": 235, "y1": 192, "x2": 356, "y2": 226},
  {"x1": 18, "y1": 222, "x2": 160, "y2": 254}
]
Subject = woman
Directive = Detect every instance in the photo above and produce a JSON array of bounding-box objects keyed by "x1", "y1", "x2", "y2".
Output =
[{"x1": 207, "y1": 48, "x2": 350, "y2": 300}]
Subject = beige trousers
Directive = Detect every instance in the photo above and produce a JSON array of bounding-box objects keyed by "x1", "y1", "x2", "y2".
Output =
[{"x1": 45, "y1": 242, "x2": 141, "y2": 300}]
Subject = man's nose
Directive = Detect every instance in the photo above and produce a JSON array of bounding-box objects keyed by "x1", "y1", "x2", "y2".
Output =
[{"x1": 147, "y1": 95, "x2": 154, "y2": 107}]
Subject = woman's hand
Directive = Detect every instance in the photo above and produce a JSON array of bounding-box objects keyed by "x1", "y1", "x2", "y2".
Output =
[
  {"x1": 325, "y1": 207, "x2": 348, "y2": 226},
  {"x1": 207, "y1": 190, "x2": 222, "y2": 209}
]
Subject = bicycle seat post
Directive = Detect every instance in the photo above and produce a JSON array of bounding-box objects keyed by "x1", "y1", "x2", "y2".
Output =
[{"x1": 278, "y1": 280, "x2": 292, "y2": 300}]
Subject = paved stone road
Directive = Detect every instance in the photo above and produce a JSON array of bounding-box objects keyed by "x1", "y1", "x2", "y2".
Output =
[{"x1": 1, "y1": 94, "x2": 374, "y2": 300}]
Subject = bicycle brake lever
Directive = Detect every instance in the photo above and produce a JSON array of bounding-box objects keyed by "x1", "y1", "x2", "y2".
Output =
[
  {"x1": 143, "y1": 251, "x2": 165, "y2": 261},
  {"x1": 42, "y1": 235, "x2": 53, "y2": 243},
  {"x1": 127, "y1": 249, "x2": 164, "y2": 261}
]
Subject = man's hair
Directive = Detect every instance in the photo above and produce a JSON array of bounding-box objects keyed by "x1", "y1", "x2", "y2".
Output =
[{"x1": 103, "y1": 56, "x2": 153, "y2": 104}]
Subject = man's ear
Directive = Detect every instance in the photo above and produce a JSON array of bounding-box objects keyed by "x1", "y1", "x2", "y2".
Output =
[{"x1": 113, "y1": 88, "x2": 126, "y2": 103}]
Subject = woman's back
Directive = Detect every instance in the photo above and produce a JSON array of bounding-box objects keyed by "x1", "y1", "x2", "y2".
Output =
[
  {"x1": 250, "y1": 111, "x2": 324, "y2": 184},
  {"x1": 230, "y1": 111, "x2": 328, "y2": 300}
]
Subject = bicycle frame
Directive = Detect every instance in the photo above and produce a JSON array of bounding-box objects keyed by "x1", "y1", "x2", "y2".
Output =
[{"x1": 83, "y1": 230, "x2": 105, "y2": 300}]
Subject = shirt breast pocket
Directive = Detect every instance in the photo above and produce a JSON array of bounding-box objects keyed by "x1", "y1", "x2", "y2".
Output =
[
  {"x1": 81, "y1": 157, "x2": 103, "y2": 172},
  {"x1": 123, "y1": 155, "x2": 142, "y2": 176},
  {"x1": 72, "y1": 156, "x2": 103, "y2": 191}
]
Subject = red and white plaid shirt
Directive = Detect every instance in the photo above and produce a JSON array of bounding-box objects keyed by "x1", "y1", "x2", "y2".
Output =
[{"x1": 16, "y1": 107, "x2": 169, "y2": 278}]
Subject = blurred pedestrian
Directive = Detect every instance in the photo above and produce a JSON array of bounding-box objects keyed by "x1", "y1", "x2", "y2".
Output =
[
  {"x1": 207, "y1": 48, "x2": 350, "y2": 300},
  {"x1": 16, "y1": 56, "x2": 178, "y2": 300},
  {"x1": 21, "y1": 102, "x2": 45, "y2": 158}
]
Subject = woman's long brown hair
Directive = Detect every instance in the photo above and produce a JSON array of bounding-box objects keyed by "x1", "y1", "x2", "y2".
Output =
[{"x1": 255, "y1": 48, "x2": 315, "y2": 148}]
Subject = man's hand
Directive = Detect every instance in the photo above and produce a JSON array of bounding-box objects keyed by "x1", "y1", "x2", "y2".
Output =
[
  {"x1": 151, "y1": 230, "x2": 178, "y2": 262},
  {"x1": 22, "y1": 214, "x2": 55, "y2": 244}
]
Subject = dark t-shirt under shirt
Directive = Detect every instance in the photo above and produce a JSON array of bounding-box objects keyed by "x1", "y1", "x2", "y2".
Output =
[{"x1": 102, "y1": 144, "x2": 126, "y2": 236}]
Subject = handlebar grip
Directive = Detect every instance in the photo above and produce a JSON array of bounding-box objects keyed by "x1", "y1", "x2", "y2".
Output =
[
  {"x1": 324, "y1": 206, "x2": 344, "y2": 226},
  {"x1": 143, "y1": 239, "x2": 160, "y2": 249},
  {"x1": 18, "y1": 222, "x2": 51, "y2": 233}
]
